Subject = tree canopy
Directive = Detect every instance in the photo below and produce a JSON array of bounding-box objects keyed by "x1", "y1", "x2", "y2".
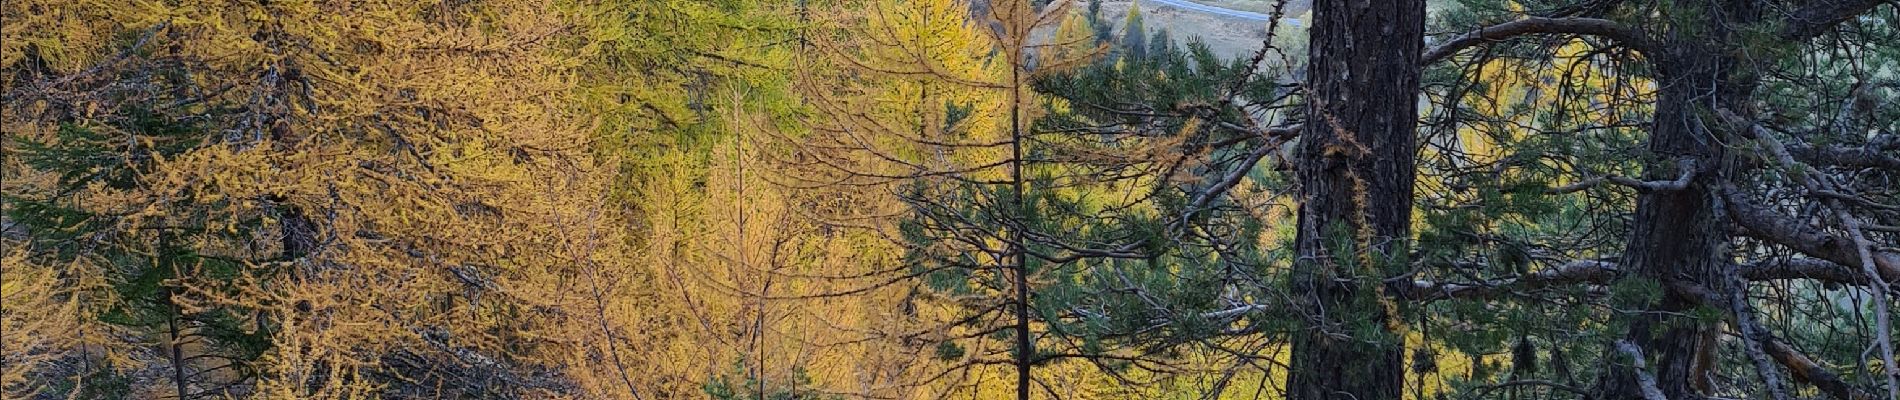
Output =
[{"x1": 4, "y1": 0, "x2": 1897, "y2": 399}]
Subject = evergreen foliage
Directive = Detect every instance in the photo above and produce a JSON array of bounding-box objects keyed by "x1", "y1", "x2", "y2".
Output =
[{"x1": 4, "y1": 0, "x2": 1897, "y2": 399}]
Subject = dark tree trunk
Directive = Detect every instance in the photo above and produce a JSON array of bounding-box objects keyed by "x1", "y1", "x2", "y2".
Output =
[
  {"x1": 161, "y1": 235, "x2": 192, "y2": 400},
  {"x1": 1011, "y1": 42, "x2": 1032, "y2": 400},
  {"x1": 1594, "y1": 0, "x2": 1758, "y2": 398},
  {"x1": 167, "y1": 285, "x2": 191, "y2": 400},
  {"x1": 1287, "y1": 0, "x2": 1422, "y2": 399}
]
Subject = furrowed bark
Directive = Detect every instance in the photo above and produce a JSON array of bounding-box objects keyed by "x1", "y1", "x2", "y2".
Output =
[
  {"x1": 1287, "y1": 0, "x2": 1422, "y2": 399},
  {"x1": 1593, "y1": 0, "x2": 1757, "y2": 398}
]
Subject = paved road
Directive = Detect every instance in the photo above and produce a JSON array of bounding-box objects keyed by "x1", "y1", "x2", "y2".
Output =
[{"x1": 1144, "y1": 0, "x2": 1302, "y2": 26}]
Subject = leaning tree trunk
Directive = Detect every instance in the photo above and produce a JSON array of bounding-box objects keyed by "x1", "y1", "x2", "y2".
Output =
[
  {"x1": 1594, "y1": 0, "x2": 1758, "y2": 398},
  {"x1": 1287, "y1": 1, "x2": 1422, "y2": 399}
]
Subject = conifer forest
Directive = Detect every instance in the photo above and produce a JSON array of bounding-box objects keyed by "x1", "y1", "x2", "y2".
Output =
[{"x1": 4, "y1": 0, "x2": 1900, "y2": 398}]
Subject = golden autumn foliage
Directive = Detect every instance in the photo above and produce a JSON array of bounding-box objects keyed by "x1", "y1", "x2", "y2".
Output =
[
  {"x1": 6, "y1": 0, "x2": 623, "y2": 397},
  {"x1": 9, "y1": 0, "x2": 1894, "y2": 399},
  {"x1": 1, "y1": 0, "x2": 1310, "y2": 397},
  {"x1": 4, "y1": 0, "x2": 1067, "y2": 398}
]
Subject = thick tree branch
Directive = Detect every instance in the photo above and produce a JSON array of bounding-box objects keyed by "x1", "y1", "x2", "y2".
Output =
[
  {"x1": 1718, "y1": 108, "x2": 1900, "y2": 398},
  {"x1": 1722, "y1": 186, "x2": 1900, "y2": 285},
  {"x1": 1741, "y1": 258, "x2": 1889, "y2": 289},
  {"x1": 1766, "y1": 339, "x2": 1875, "y2": 400},
  {"x1": 1781, "y1": 0, "x2": 1895, "y2": 41},
  {"x1": 1421, "y1": 17, "x2": 1653, "y2": 65},
  {"x1": 1828, "y1": 201, "x2": 1900, "y2": 400},
  {"x1": 1389, "y1": 257, "x2": 1887, "y2": 302},
  {"x1": 1713, "y1": 110, "x2": 1898, "y2": 284},
  {"x1": 1789, "y1": 144, "x2": 1900, "y2": 171},
  {"x1": 1421, "y1": 1, "x2": 1889, "y2": 66},
  {"x1": 1663, "y1": 280, "x2": 1873, "y2": 400},
  {"x1": 1614, "y1": 340, "x2": 1670, "y2": 400},
  {"x1": 1547, "y1": 159, "x2": 1697, "y2": 194},
  {"x1": 1390, "y1": 260, "x2": 1619, "y2": 300},
  {"x1": 1201, "y1": 304, "x2": 1277, "y2": 321},
  {"x1": 1723, "y1": 265, "x2": 1794, "y2": 400}
]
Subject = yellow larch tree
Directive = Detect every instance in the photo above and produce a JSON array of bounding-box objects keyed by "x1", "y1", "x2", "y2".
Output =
[{"x1": 4, "y1": 0, "x2": 641, "y2": 397}]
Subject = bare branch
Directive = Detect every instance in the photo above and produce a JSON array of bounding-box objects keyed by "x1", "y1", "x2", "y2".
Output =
[
  {"x1": 1390, "y1": 260, "x2": 1619, "y2": 301},
  {"x1": 1546, "y1": 159, "x2": 1697, "y2": 194},
  {"x1": 1178, "y1": 124, "x2": 1301, "y2": 224},
  {"x1": 1723, "y1": 264, "x2": 1793, "y2": 400},
  {"x1": 1614, "y1": 340, "x2": 1669, "y2": 400}
]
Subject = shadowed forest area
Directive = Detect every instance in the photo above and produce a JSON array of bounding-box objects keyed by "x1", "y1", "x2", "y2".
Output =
[{"x1": 3, "y1": 0, "x2": 1898, "y2": 399}]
